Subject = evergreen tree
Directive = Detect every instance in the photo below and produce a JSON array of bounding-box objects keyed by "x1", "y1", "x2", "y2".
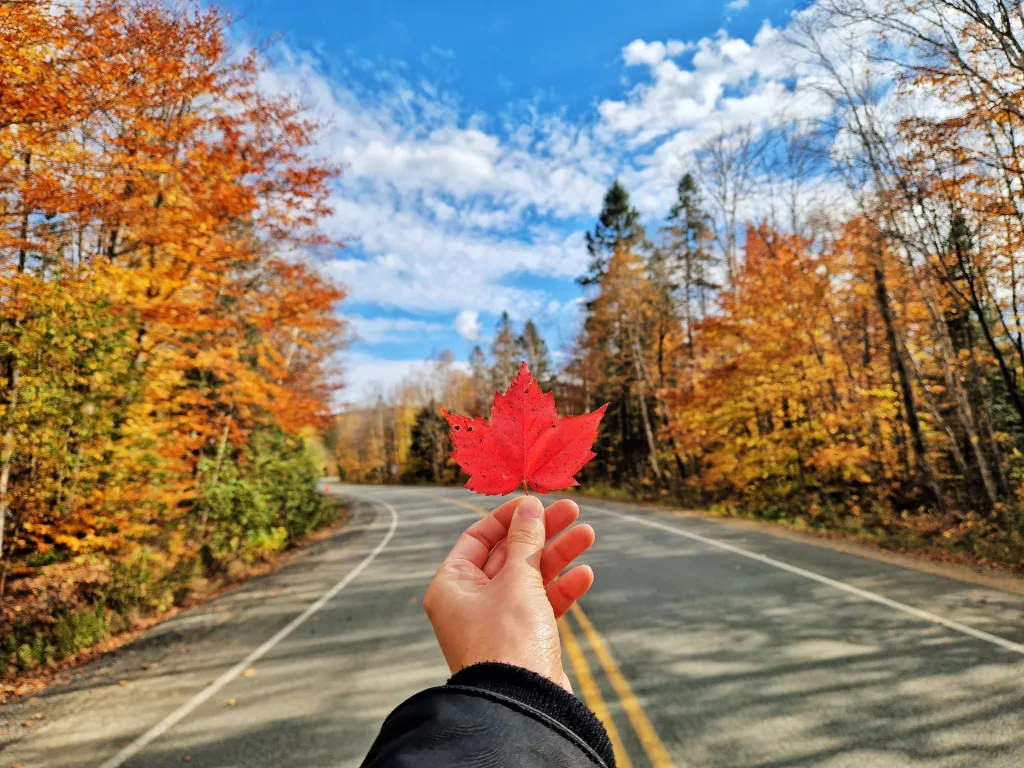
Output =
[
  {"x1": 518, "y1": 319, "x2": 551, "y2": 384},
  {"x1": 581, "y1": 180, "x2": 644, "y2": 286},
  {"x1": 490, "y1": 312, "x2": 520, "y2": 389},
  {"x1": 663, "y1": 172, "x2": 718, "y2": 354},
  {"x1": 468, "y1": 344, "x2": 490, "y2": 416},
  {"x1": 405, "y1": 401, "x2": 450, "y2": 484}
]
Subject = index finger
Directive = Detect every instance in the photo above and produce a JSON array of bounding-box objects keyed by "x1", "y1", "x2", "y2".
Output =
[{"x1": 443, "y1": 497, "x2": 522, "y2": 567}]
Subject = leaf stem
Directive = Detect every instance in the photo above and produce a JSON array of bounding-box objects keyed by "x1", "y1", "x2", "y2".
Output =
[{"x1": 522, "y1": 480, "x2": 529, "y2": 496}]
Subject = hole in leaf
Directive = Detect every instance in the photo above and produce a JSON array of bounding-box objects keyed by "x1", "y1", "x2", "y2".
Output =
[
  {"x1": 454, "y1": 425, "x2": 461, "y2": 431},
  {"x1": 467, "y1": 426, "x2": 474, "y2": 432}
]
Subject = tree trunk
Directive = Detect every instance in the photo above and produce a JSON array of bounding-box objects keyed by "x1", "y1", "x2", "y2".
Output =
[
  {"x1": 628, "y1": 329, "x2": 662, "y2": 479},
  {"x1": 905, "y1": 351, "x2": 971, "y2": 476},
  {"x1": 951, "y1": 242, "x2": 1024, "y2": 432},
  {"x1": 872, "y1": 258, "x2": 946, "y2": 508},
  {"x1": 919, "y1": 295, "x2": 1001, "y2": 510},
  {"x1": 0, "y1": 153, "x2": 32, "y2": 572},
  {"x1": 0, "y1": 362, "x2": 19, "y2": 568}
]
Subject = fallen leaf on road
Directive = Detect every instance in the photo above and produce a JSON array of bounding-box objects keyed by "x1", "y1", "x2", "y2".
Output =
[
  {"x1": 12, "y1": 763, "x2": 25, "y2": 768},
  {"x1": 242, "y1": 668, "x2": 256, "y2": 678},
  {"x1": 31, "y1": 713, "x2": 44, "y2": 720},
  {"x1": 182, "y1": 756, "x2": 192, "y2": 763},
  {"x1": 847, "y1": 636, "x2": 856, "y2": 643},
  {"x1": 118, "y1": 680, "x2": 128, "y2": 687},
  {"x1": 223, "y1": 698, "x2": 236, "y2": 706},
  {"x1": 23, "y1": 720, "x2": 33, "y2": 728}
]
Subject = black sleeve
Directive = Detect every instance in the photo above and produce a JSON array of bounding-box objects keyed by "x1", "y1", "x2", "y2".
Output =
[{"x1": 359, "y1": 662, "x2": 616, "y2": 768}]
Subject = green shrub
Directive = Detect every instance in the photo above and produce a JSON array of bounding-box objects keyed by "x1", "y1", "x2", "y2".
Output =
[
  {"x1": 106, "y1": 550, "x2": 158, "y2": 615},
  {"x1": 1, "y1": 428, "x2": 338, "y2": 681},
  {"x1": 196, "y1": 429, "x2": 330, "y2": 567},
  {"x1": 2, "y1": 633, "x2": 56, "y2": 672},
  {"x1": 54, "y1": 605, "x2": 109, "y2": 659}
]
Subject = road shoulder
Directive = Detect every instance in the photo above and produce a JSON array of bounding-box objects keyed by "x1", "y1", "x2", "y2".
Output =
[{"x1": 0, "y1": 494, "x2": 380, "y2": 765}]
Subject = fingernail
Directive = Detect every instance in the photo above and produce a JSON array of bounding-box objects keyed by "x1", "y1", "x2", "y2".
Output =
[{"x1": 517, "y1": 496, "x2": 542, "y2": 519}]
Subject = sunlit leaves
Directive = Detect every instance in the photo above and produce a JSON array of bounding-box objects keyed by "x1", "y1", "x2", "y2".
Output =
[{"x1": 0, "y1": 0, "x2": 343, "y2": 625}]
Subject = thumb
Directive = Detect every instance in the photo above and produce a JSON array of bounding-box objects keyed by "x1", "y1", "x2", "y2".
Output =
[{"x1": 505, "y1": 495, "x2": 545, "y2": 569}]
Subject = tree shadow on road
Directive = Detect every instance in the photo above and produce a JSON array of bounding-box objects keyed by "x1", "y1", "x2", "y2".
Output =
[{"x1": 581, "y1": 522, "x2": 1024, "y2": 768}]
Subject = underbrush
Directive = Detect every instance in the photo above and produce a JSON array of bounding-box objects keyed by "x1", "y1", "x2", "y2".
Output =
[{"x1": 1, "y1": 431, "x2": 340, "y2": 682}]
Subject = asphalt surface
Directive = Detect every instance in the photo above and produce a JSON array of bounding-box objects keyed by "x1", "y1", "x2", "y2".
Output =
[{"x1": 3, "y1": 485, "x2": 1024, "y2": 767}]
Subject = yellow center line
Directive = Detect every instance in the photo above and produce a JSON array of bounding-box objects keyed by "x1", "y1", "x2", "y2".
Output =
[
  {"x1": 560, "y1": 616, "x2": 633, "y2": 768},
  {"x1": 442, "y1": 495, "x2": 501, "y2": 515},
  {"x1": 571, "y1": 604, "x2": 676, "y2": 768}
]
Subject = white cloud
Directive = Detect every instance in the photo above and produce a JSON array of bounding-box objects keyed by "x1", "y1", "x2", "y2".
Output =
[
  {"x1": 454, "y1": 310, "x2": 482, "y2": 341},
  {"x1": 598, "y1": 23, "x2": 800, "y2": 150},
  {"x1": 339, "y1": 352, "x2": 470, "y2": 404},
  {"x1": 339, "y1": 352, "x2": 435, "y2": 402},
  {"x1": 258, "y1": 11, "x2": 856, "y2": 402},
  {"x1": 257, "y1": 47, "x2": 609, "y2": 320},
  {"x1": 726, "y1": 0, "x2": 749, "y2": 10},
  {"x1": 622, "y1": 40, "x2": 691, "y2": 67},
  {"x1": 348, "y1": 316, "x2": 447, "y2": 344},
  {"x1": 601, "y1": 24, "x2": 837, "y2": 216}
]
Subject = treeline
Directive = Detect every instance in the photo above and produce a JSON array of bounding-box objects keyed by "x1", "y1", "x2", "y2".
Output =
[
  {"x1": 0, "y1": 0, "x2": 343, "y2": 677},
  {"x1": 570, "y1": 0, "x2": 1024, "y2": 565},
  {"x1": 330, "y1": 315, "x2": 554, "y2": 485},
  {"x1": 337, "y1": 0, "x2": 1024, "y2": 568}
]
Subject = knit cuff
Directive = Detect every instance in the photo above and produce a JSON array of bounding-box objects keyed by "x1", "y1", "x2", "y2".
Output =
[{"x1": 448, "y1": 662, "x2": 615, "y2": 767}]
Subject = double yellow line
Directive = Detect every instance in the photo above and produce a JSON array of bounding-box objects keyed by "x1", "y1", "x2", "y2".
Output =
[{"x1": 446, "y1": 495, "x2": 675, "y2": 768}]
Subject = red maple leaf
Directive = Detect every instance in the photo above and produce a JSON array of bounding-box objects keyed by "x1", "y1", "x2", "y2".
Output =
[{"x1": 442, "y1": 362, "x2": 608, "y2": 495}]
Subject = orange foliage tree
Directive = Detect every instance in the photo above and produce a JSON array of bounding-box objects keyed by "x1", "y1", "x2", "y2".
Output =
[{"x1": 0, "y1": 0, "x2": 344, "y2": 672}]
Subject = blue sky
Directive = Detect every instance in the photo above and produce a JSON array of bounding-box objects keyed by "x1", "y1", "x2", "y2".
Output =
[{"x1": 225, "y1": 0, "x2": 812, "y2": 400}]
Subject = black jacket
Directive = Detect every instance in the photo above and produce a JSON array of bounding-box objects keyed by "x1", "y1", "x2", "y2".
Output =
[{"x1": 360, "y1": 662, "x2": 616, "y2": 767}]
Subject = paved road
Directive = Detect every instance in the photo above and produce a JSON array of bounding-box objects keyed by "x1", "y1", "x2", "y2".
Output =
[{"x1": 3, "y1": 485, "x2": 1024, "y2": 767}]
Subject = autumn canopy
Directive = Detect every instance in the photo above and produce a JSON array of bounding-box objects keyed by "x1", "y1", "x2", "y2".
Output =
[{"x1": 0, "y1": 0, "x2": 344, "y2": 677}]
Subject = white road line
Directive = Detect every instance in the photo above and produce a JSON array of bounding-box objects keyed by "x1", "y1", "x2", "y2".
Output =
[
  {"x1": 99, "y1": 495, "x2": 400, "y2": 768},
  {"x1": 588, "y1": 503, "x2": 1024, "y2": 656}
]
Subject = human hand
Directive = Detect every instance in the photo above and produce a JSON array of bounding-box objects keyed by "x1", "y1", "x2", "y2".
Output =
[{"x1": 423, "y1": 496, "x2": 595, "y2": 692}]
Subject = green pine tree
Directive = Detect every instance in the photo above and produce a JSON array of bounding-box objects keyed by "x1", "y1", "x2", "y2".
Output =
[
  {"x1": 581, "y1": 180, "x2": 644, "y2": 285},
  {"x1": 405, "y1": 401, "x2": 451, "y2": 484},
  {"x1": 663, "y1": 172, "x2": 718, "y2": 354},
  {"x1": 490, "y1": 312, "x2": 520, "y2": 389},
  {"x1": 518, "y1": 319, "x2": 551, "y2": 384},
  {"x1": 468, "y1": 344, "x2": 490, "y2": 416}
]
